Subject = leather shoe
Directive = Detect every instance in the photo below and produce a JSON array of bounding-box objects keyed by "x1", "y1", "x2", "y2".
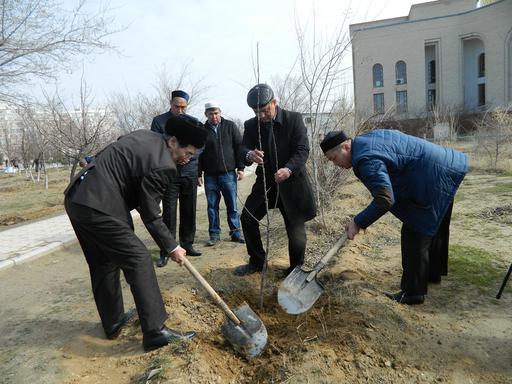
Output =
[
  {"x1": 143, "y1": 325, "x2": 196, "y2": 351},
  {"x1": 184, "y1": 247, "x2": 202, "y2": 257},
  {"x1": 230, "y1": 236, "x2": 245, "y2": 244},
  {"x1": 156, "y1": 255, "x2": 168, "y2": 267},
  {"x1": 234, "y1": 263, "x2": 262, "y2": 276},
  {"x1": 385, "y1": 290, "x2": 425, "y2": 305},
  {"x1": 205, "y1": 237, "x2": 220, "y2": 246},
  {"x1": 105, "y1": 308, "x2": 137, "y2": 339}
]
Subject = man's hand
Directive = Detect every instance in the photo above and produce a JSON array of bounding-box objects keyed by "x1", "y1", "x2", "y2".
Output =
[
  {"x1": 237, "y1": 170, "x2": 244, "y2": 181},
  {"x1": 346, "y1": 219, "x2": 361, "y2": 240},
  {"x1": 247, "y1": 149, "x2": 264, "y2": 164},
  {"x1": 197, "y1": 176, "x2": 203, "y2": 187},
  {"x1": 274, "y1": 168, "x2": 291, "y2": 184},
  {"x1": 169, "y1": 246, "x2": 187, "y2": 266}
]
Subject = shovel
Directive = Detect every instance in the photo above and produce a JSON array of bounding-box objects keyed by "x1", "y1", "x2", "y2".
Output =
[
  {"x1": 183, "y1": 258, "x2": 268, "y2": 359},
  {"x1": 278, "y1": 233, "x2": 348, "y2": 315}
]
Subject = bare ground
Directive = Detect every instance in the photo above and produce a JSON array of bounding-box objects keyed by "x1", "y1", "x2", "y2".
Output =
[{"x1": 0, "y1": 171, "x2": 511, "y2": 384}]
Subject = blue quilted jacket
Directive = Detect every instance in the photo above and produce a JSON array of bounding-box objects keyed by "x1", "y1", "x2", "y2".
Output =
[{"x1": 352, "y1": 129, "x2": 468, "y2": 236}]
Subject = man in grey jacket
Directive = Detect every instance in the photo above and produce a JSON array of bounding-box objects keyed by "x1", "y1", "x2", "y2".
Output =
[{"x1": 198, "y1": 102, "x2": 245, "y2": 246}]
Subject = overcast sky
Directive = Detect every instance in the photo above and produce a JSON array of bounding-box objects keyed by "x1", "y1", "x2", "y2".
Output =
[{"x1": 54, "y1": 0, "x2": 435, "y2": 121}]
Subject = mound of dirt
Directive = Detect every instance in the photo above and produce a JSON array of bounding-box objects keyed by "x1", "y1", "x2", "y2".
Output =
[{"x1": 1, "y1": 172, "x2": 511, "y2": 384}]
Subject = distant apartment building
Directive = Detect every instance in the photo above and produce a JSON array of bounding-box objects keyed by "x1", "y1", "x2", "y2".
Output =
[
  {"x1": 349, "y1": 0, "x2": 512, "y2": 123},
  {"x1": 0, "y1": 103, "x2": 116, "y2": 165}
]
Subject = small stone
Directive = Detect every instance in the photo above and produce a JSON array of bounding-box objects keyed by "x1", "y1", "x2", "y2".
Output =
[{"x1": 384, "y1": 361, "x2": 392, "y2": 368}]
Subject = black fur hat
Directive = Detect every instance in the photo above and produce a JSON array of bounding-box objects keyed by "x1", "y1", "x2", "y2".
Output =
[{"x1": 165, "y1": 114, "x2": 207, "y2": 148}]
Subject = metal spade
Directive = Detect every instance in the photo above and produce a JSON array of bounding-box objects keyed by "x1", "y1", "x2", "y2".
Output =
[
  {"x1": 183, "y1": 258, "x2": 268, "y2": 359},
  {"x1": 278, "y1": 233, "x2": 348, "y2": 314}
]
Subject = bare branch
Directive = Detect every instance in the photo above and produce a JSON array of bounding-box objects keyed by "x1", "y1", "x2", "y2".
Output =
[{"x1": 0, "y1": 0, "x2": 123, "y2": 104}]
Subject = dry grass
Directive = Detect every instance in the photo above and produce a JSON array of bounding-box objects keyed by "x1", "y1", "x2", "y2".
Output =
[{"x1": 0, "y1": 167, "x2": 70, "y2": 227}]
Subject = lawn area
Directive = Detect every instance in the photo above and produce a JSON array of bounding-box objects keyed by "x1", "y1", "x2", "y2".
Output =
[{"x1": 0, "y1": 167, "x2": 71, "y2": 227}]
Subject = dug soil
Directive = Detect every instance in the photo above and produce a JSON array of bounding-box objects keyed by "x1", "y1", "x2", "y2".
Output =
[{"x1": 0, "y1": 171, "x2": 511, "y2": 383}]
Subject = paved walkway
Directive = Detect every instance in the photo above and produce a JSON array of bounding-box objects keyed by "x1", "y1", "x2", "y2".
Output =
[
  {"x1": 0, "y1": 166, "x2": 256, "y2": 271},
  {"x1": 0, "y1": 214, "x2": 77, "y2": 270},
  {"x1": 0, "y1": 184, "x2": 206, "y2": 271}
]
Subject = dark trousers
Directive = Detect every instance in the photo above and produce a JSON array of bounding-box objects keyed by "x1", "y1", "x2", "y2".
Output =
[
  {"x1": 161, "y1": 176, "x2": 197, "y2": 257},
  {"x1": 400, "y1": 202, "x2": 453, "y2": 295},
  {"x1": 241, "y1": 190, "x2": 306, "y2": 269},
  {"x1": 65, "y1": 192, "x2": 167, "y2": 334}
]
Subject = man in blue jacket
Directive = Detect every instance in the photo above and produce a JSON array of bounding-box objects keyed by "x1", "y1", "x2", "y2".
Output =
[{"x1": 321, "y1": 129, "x2": 468, "y2": 305}]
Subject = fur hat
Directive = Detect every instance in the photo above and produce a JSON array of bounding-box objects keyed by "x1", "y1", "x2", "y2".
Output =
[{"x1": 165, "y1": 114, "x2": 207, "y2": 148}]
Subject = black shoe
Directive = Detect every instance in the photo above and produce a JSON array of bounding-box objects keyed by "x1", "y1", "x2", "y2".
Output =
[
  {"x1": 385, "y1": 290, "x2": 425, "y2": 305},
  {"x1": 157, "y1": 255, "x2": 169, "y2": 267},
  {"x1": 205, "y1": 237, "x2": 220, "y2": 246},
  {"x1": 184, "y1": 247, "x2": 202, "y2": 257},
  {"x1": 231, "y1": 236, "x2": 245, "y2": 244},
  {"x1": 143, "y1": 326, "x2": 196, "y2": 352},
  {"x1": 233, "y1": 263, "x2": 262, "y2": 276},
  {"x1": 105, "y1": 308, "x2": 137, "y2": 339}
]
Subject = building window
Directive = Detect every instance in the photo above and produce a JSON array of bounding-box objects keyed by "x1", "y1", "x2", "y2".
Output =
[
  {"x1": 478, "y1": 53, "x2": 485, "y2": 78},
  {"x1": 428, "y1": 60, "x2": 436, "y2": 84},
  {"x1": 427, "y1": 89, "x2": 436, "y2": 110},
  {"x1": 395, "y1": 61, "x2": 407, "y2": 84},
  {"x1": 396, "y1": 91, "x2": 408, "y2": 113},
  {"x1": 478, "y1": 83, "x2": 485, "y2": 106},
  {"x1": 373, "y1": 64, "x2": 383, "y2": 87},
  {"x1": 373, "y1": 93, "x2": 384, "y2": 114}
]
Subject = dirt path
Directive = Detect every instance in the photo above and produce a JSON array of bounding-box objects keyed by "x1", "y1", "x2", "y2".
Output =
[{"x1": 0, "y1": 172, "x2": 511, "y2": 383}]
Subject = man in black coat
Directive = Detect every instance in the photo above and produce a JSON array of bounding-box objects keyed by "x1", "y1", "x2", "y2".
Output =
[
  {"x1": 64, "y1": 115, "x2": 207, "y2": 351},
  {"x1": 151, "y1": 90, "x2": 202, "y2": 268},
  {"x1": 198, "y1": 101, "x2": 245, "y2": 246},
  {"x1": 235, "y1": 84, "x2": 317, "y2": 276}
]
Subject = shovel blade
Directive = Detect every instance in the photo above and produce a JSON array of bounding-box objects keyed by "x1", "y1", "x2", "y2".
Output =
[
  {"x1": 278, "y1": 266, "x2": 324, "y2": 314},
  {"x1": 221, "y1": 302, "x2": 268, "y2": 360}
]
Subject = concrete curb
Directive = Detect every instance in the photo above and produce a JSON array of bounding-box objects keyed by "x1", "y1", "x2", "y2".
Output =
[{"x1": 0, "y1": 235, "x2": 77, "y2": 271}]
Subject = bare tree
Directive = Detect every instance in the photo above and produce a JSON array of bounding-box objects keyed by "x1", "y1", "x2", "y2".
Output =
[
  {"x1": 271, "y1": 71, "x2": 308, "y2": 113},
  {"x1": 428, "y1": 104, "x2": 462, "y2": 141},
  {"x1": 0, "y1": 0, "x2": 120, "y2": 103},
  {"x1": 0, "y1": 118, "x2": 19, "y2": 166},
  {"x1": 293, "y1": 6, "x2": 353, "y2": 222},
  {"x1": 38, "y1": 78, "x2": 117, "y2": 180},
  {"x1": 16, "y1": 102, "x2": 53, "y2": 182},
  {"x1": 474, "y1": 106, "x2": 512, "y2": 168},
  {"x1": 109, "y1": 63, "x2": 210, "y2": 135}
]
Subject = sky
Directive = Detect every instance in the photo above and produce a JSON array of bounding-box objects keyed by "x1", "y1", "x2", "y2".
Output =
[{"x1": 53, "y1": 0, "x2": 435, "y2": 121}]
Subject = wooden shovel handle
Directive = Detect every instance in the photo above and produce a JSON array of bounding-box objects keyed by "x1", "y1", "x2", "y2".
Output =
[
  {"x1": 306, "y1": 232, "x2": 348, "y2": 282},
  {"x1": 183, "y1": 258, "x2": 241, "y2": 326}
]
